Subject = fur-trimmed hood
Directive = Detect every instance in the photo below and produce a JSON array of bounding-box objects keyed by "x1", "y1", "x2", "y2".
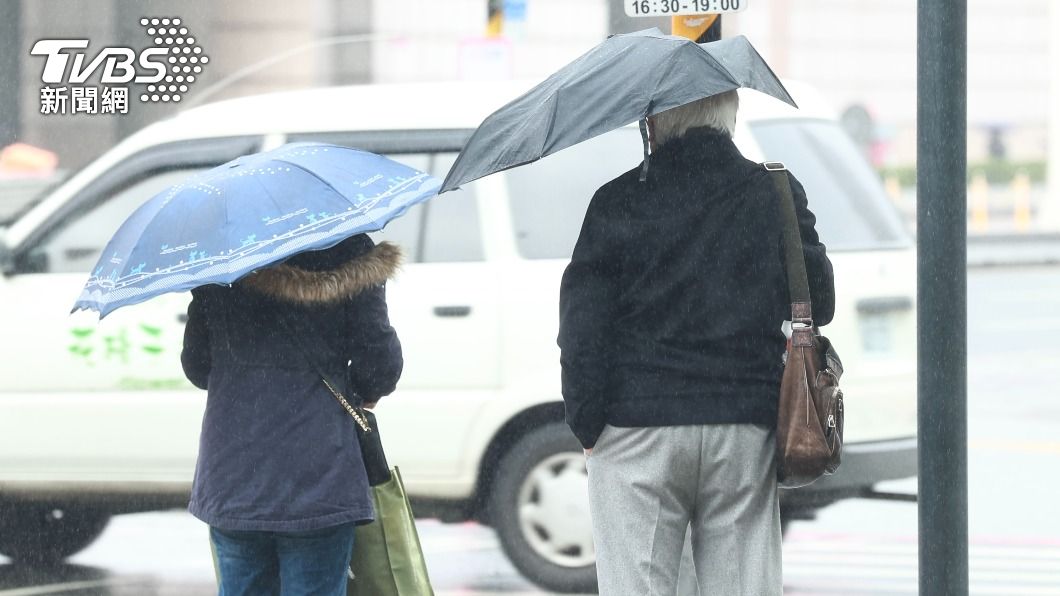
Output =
[{"x1": 240, "y1": 242, "x2": 402, "y2": 304}]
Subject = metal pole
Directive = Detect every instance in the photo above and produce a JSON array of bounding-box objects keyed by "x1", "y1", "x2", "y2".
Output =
[
  {"x1": 917, "y1": 0, "x2": 968, "y2": 595},
  {"x1": 672, "y1": 14, "x2": 721, "y2": 43},
  {"x1": 606, "y1": 0, "x2": 667, "y2": 35}
]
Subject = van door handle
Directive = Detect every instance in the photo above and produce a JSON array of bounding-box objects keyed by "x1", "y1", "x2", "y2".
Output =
[
  {"x1": 433, "y1": 305, "x2": 471, "y2": 318},
  {"x1": 856, "y1": 297, "x2": 913, "y2": 315}
]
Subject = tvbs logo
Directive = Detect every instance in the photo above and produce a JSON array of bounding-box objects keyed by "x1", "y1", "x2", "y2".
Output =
[
  {"x1": 31, "y1": 40, "x2": 167, "y2": 85},
  {"x1": 31, "y1": 17, "x2": 209, "y2": 115}
]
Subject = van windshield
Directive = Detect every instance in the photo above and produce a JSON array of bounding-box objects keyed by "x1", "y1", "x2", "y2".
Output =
[
  {"x1": 506, "y1": 120, "x2": 911, "y2": 260},
  {"x1": 748, "y1": 119, "x2": 911, "y2": 251},
  {"x1": 0, "y1": 172, "x2": 68, "y2": 227}
]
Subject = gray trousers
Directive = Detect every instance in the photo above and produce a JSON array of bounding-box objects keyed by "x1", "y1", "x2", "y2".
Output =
[{"x1": 587, "y1": 424, "x2": 782, "y2": 596}]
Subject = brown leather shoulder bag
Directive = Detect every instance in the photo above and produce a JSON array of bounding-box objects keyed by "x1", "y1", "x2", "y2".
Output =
[{"x1": 765, "y1": 162, "x2": 845, "y2": 489}]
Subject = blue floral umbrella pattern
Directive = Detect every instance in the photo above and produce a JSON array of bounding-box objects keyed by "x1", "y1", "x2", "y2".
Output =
[{"x1": 73, "y1": 142, "x2": 441, "y2": 318}]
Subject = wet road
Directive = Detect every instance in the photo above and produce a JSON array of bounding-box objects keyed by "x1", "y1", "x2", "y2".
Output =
[{"x1": 2, "y1": 266, "x2": 1059, "y2": 595}]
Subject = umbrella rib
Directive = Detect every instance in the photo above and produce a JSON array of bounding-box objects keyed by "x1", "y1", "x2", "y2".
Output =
[
  {"x1": 539, "y1": 92, "x2": 562, "y2": 157},
  {"x1": 273, "y1": 158, "x2": 344, "y2": 198},
  {"x1": 698, "y1": 47, "x2": 738, "y2": 85},
  {"x1": 648, "y1": 48, "x2": 681, "y2": 117}
]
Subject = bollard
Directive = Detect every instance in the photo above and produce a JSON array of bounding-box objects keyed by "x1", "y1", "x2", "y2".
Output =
[
  {"x1": 884, "y1": 175, "x2": 903, "y2": 203},
  {"x1": 969, "y1": 173, "x2": 990, "y2": 232},
  {"x1": 1012, "y1": 171, "x2": 1032, "y2": 232}
]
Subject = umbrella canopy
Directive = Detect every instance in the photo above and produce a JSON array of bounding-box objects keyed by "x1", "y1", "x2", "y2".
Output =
[
  {"x1": 73, "y1": 142, "x2": 440, "y2": 318},
  {"x1": 440, "y1": 29, "x2": 795, "y2": 193}
]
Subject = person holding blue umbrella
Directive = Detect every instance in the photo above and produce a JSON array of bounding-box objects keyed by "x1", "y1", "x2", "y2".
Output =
[
  {"x1": 183, "y1": 232, "x2": 401, "y2": 595},
  {"x1": 74, "y1": 143, "x2": 440, "y2": 595}
]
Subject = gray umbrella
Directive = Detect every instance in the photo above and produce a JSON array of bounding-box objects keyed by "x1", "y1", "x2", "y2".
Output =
[{"x1": 440, "y1": 29, "x2": 796, "y2": 193}]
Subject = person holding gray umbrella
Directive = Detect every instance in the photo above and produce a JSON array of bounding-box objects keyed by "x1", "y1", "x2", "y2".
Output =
[
  {"x1": 558, "y1": 90, "x2": 834, "y2": 594},
  {"x1": 438, "y1": 29, "x2": 832, "y2": 594}
]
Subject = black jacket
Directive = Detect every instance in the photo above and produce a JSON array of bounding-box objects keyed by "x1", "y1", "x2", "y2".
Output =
[
  {"x1": 558, "y1": 127, "x2": 835, "y2": 449},
  {"x1": 181, "y1": 234, "x2": 403, "y2": 531}
]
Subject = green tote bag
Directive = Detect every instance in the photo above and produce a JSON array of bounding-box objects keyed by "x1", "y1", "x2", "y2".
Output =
[
  {"x1": 271, "y1": 308, "x2": 433, "y2": 595},
  {"x1": 348, "y1": 467, "x2": 435, "y2": 596}
]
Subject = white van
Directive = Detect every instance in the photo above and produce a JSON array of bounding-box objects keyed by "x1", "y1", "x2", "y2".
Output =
[{"x1": 0, "y1": 81, "x2": 915, "y2": 592}]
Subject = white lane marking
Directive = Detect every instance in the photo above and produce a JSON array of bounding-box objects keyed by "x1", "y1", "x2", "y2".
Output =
[
  {"x1": 783, "y1": 538, "x2": 1060, "y2": 595},
  {"x1": 785, "y1": 580, "x2": 1060, "y2": 596},
  {"x1": 785, "y1": 564, "x2": 1060, "y2": 585},
  {"x1": 785, "y1": 551, "x2": 1060, "y2": 572},
  {"x1": 786, "y1": 540, "x2": 1060, "y2": 560}
]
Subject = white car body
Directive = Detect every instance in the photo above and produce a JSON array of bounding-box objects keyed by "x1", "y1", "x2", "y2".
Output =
[{"x1": 0, "y1": 81, "x2": 916, "y2": 588}]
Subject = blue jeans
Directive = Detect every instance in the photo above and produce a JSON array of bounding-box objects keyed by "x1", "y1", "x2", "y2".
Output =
[{"x1": 210, "y1": 523, "x2": 356, "y2": 596}]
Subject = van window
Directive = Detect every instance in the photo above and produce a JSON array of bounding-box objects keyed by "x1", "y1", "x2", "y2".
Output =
[
  {"x1": 748, "y1": 119, "x2": 911, "y2": 251},
  {"x1": 422, "y1": 153, "x2": 483, "y2": 263},
  {"x1": 30, "y1": 168, "x2": 207, "y2": 273},
  {"x1": 506, "y1": 129, "x2": 643, "y2": 260},
  {"x1": 370, "y1": 152, "x2": 484, "y2": 263},
  {"x1": 370, "y1": 154, "x2": 430, "y2": 260}
]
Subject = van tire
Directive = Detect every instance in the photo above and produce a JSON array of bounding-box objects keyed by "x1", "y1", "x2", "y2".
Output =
[
  {"x1": 0, "y1": 503, "x2": 111, "y2": 565},
  {"x1": 488, "y1": 422, "x2": 598, "y2": 594}
]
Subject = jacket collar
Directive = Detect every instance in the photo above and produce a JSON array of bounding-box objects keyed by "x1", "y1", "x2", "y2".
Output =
[
  {"x1": 649, "y1": 126, "x2": 742, "y2": 171},
  {"x1": 239, "y1": 241, "x2": 402, "y2": 305}
]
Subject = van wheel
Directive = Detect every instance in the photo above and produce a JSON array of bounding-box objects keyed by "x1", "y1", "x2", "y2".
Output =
[
  {"x1": 488, "y1": 422, "x2": 597, "y2": 594},
  {"x1": 0, "y1": 503, "x2": 111, "y2": 565}
]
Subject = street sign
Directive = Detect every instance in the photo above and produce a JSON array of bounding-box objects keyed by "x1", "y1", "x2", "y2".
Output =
[{"x1": 625, "y1": 0, "x2": 746, "y2": 18}]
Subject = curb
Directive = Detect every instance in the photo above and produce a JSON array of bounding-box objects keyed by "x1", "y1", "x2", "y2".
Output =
[{"x1": 967, "y1": 233, "x2": 1060, "y2": 268}]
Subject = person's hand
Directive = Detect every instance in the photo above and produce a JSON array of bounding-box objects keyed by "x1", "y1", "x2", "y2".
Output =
[{"x1": 363, "y1": 402, "x2": 377, "y2": 410}]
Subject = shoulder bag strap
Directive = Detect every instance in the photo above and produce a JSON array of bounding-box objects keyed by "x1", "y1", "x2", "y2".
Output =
[
  {"x1": 271, "y1": 304, "x2": 373, "y2": 434},
  {"x1": 763, "y1": 162, "x2": 813, "y2": 325}
]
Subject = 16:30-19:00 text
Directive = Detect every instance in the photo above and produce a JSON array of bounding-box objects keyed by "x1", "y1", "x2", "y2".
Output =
[{"x1": 629, "y1": 0, "x2": 742, "y2": 15}]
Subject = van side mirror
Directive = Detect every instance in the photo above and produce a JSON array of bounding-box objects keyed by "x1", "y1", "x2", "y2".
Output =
[
  {"x1": 14, "y1": 250, "x2": 49, "y2": 274},
  {"x1": 0, "y1": 240, "x2": 13, "y2": 276},
  {"x1": 0, "y1": 243, "x2": 49, "y2": 276}
]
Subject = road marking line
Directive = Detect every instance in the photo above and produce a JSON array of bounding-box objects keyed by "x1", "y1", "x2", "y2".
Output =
[
  {"x1": 784, "y1": 552, "x2": 1060, "y2": 572},
  {"x1": 785, "y1": 541, "x2": 1060, "y2": 560},
  {"x1": 969, "y1": 438, "x2": 1060, "y2": 455},
  {"x1": 784, "y1": 576, "x2": 1060, "y2": 589},
  {"x1": 784, "y1": 564, "x2": 1060, "y2": 585}
]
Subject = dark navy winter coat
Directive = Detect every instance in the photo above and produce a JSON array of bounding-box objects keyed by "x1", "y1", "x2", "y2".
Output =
[
  {"x1": 559, "y1": 127, "x2": 835, "y2": 449},
  {"x1": 181, "y1": 234, "x2": 403, "y2": 532}
]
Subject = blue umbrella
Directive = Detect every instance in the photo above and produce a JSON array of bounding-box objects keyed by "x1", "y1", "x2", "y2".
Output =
[{"x1": 73, "y1": 142, "x2": 441, "y2": 318}]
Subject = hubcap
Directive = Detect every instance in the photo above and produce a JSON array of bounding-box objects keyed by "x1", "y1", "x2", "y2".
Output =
[{"x1": 516, "y1": 452, "x2": 595, "y2": 568}]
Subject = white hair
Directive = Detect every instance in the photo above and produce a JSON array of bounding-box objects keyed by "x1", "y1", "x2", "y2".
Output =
[{"x1": 649, "y1": 90, "x2": 740, "y2": 145}]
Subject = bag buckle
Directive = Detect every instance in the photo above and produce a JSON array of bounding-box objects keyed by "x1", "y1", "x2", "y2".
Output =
[{"x1": 763, "y1": 161, "x2": 787, "y2": 172}]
